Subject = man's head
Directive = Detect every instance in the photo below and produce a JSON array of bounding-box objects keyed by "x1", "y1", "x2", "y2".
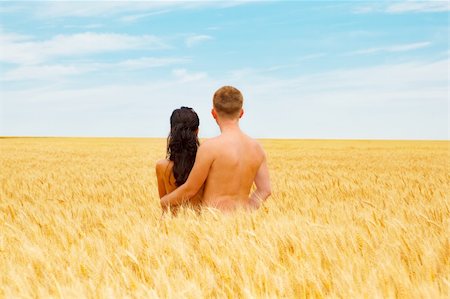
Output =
[{"x1": 212, "y1": 86, "x2": 244, "y2": 120}]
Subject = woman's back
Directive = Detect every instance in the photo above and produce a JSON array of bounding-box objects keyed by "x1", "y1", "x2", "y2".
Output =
[
  {"x1": 156, "y1": 158, "x2": 203, "y2": 213},
  {"x1": 156, "y1": 159, "x2": 177, "y2": 194}
]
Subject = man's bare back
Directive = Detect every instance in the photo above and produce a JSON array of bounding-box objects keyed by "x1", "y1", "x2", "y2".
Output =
[{"x1": 200, "y1": 130, "x2": 265, "y2": 211}]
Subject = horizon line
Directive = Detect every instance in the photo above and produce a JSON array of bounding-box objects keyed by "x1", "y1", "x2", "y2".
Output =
[{"x1": 0, "y1": 136, "x2": 448, "y2": 142}]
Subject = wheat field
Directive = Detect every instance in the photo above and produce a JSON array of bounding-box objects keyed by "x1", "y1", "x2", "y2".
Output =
[{"x1": 0, "y1": 137, "x2": 448, "y2": 298}]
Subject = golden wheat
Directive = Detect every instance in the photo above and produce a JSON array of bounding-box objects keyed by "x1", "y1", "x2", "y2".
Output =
[{"x1": 0, "y1": 137, "x2": 449, "y2": 298}]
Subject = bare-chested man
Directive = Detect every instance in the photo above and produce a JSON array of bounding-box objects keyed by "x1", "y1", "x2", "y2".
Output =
[{"x1": 160, "y1": 86, "x2": 271, "y2": 212}]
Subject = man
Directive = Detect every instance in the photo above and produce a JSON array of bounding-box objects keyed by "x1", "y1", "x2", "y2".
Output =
[{"x1": 160, "y1": 86, "x2": 271, "y2": 212}]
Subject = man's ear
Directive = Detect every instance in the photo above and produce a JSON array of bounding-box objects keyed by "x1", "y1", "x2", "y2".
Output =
[
  {"x1": 211, "y1": 108, "x2": 217, "y2": 119},
  {"x1": 195, "y1": 128, "x2": 199, "y2": 136},
  {"x1": 239, "y1": 109, "x2": 244, "y2": 119}
]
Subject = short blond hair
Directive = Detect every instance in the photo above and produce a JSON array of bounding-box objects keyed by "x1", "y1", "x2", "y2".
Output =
[{"x1": 213, "y1": 86, "x2": 243, "y2": 118}]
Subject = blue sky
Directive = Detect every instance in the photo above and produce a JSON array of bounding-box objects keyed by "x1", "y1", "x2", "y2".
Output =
[{"x1": 0, "y1": 1, "x2": 448, "y2": 139}]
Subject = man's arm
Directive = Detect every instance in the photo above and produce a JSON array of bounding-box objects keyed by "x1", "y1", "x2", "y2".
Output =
[
  {"x1": 249, "y1": 153, "x2": 271, "y2": 210},
  {"x1": 160, "y1": 143, "x2": 214, "y2": 210}
]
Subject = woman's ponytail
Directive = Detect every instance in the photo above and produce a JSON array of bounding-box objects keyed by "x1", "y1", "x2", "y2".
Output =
[{"x1": 166, "y1": 107, "x2": 200, "y2": 186}]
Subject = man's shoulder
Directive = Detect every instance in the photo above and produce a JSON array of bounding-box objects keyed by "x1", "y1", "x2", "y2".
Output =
[
  {"x1": 246, "y1": 134, "x2": 260, "y2": 145},
  {"x1": 199, "y1": 136, "x2": 222, "y2": 148},
  {"x1": 195, "y1": 137, "x2": 223, "y2": 162},
  {"x1": 242, "y1": 134, "x2": 264, "y2": 151},
  {"x1": 245, "y1": 137, "x2": 266, "y2": 162}
]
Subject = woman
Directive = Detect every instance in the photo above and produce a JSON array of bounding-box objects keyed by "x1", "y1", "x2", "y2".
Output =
[{"x1": 156, "y1": 106, "x2": 203, "y2": 214}]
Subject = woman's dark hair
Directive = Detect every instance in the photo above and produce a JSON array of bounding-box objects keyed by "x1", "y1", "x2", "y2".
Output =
[{"x1": 166, "y1": 106, "x2": 200, "y2": 186}]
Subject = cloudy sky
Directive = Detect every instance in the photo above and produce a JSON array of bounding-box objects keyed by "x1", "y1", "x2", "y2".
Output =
[{"x1": 0, "y1": 1, "x2": 448, "y2": 139}]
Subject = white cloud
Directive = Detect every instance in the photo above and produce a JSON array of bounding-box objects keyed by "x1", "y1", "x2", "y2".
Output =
[
  {"x1": 172, "y1": 68, "x2": 207, "y2": 82},
  {"x1": 185, "y1": 35, "x2": 213, "y2": 48},
  {"x1": 24, "y1": 1, "x2": 250, "y2": 19},
  {"x1": 1, "y1": 57, "x2": 190, "y2": 81},
  {"x1": 115, "y1": 57, "x2": 190, "y2": 70},
  {"x1": 354, "y1": 1, "x2": 450, "y2": 14},
  {"x1": 1, "y1": 64, "x2": 94, "y2": 81},
  {"x1": 386, "y1": 1, "x2": 450, "y2": 13},
  {"x1": 34, "y1": 2, "x2": 174, "y2": 18},
  {"x1": 0, "y1": 32, "x2": 168, "y2": 65},
  {"x1": 0, "y1": 31, "x2": 33, "y2": 43},
  {"x1": 352, "y1": 5, "x2": 377, "y2": 14},
  {"x1": 0, "y1": 3, "x2": 25, "y2": 14},
  {"x1": 262, "y1": 54, "x2": 326, "y2": 72},
  {"x1": 347, "y1": 41, "x2": 431, "y2": 55},
  {"x1": 388, "y1": 41, "x2": 432, "y2": 52},
  {"x1": 255, "y1": 59, "x2": 446, "y2": 95},
  {"x1": 119, "y1": 10, "x2": 171, "y2": 23},
  {"x1": 63, "y1": 24, "x2": 104, "y2": 29}
]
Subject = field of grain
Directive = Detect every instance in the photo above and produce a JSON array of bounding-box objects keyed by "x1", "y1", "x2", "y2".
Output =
[{"x1": 0, "y1": 137, "x2": 448, "y2": 298}]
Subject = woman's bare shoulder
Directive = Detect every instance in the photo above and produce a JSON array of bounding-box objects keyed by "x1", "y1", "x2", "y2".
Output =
[{"x1": 155, "y1": 158, "x2": 172, "y2": 172}]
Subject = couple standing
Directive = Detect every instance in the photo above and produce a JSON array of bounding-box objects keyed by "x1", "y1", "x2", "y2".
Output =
[{"x1": 156, "y1": 86, "x2": 271, "y2": 214}]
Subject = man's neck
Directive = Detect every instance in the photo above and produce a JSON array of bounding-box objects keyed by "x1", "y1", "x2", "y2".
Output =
[{"x1": 217, "y1": 118, "x2": 240, "y2": 134}]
